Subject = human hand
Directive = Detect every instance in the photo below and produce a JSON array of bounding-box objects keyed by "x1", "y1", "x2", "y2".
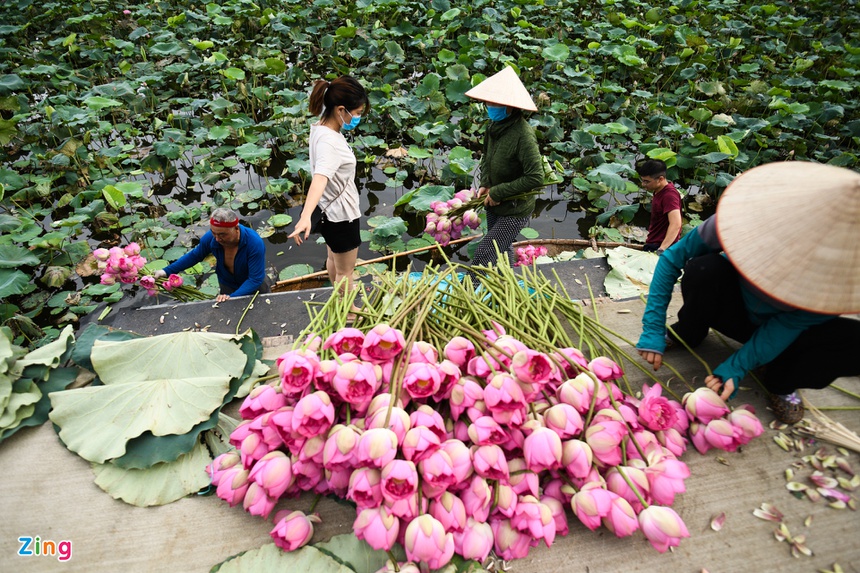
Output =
[
  {"x1": 638, "y1": 349, "x2": 663, "y2": 370},
  {"x1": 216, "y1": 294, "x2": 231, "y2": 303},
  {"x1": 483, "y1": 190, "x2": 499, "y2": 207},
  {"x1": 705, "y1": 375, "x2": 735, "y2": 401},
  {"x1": 288, "y1": 218, "x2": 312, "y2": 245},
  {"x1": 477, "y1": 186, "x2": 490, "y2": 197},
  {"x1": 153, "y1": 269, "x2": 167, "y2": 279}
]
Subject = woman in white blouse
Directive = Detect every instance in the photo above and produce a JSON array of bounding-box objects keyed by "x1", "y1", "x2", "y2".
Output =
[{"x1": 289, "y1": 76, "x2": 369, "y2": 298}]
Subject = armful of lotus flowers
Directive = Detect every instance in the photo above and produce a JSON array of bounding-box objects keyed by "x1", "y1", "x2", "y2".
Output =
[{"x1": 706, "y1": 375, "x2": 735, "y2": 401}]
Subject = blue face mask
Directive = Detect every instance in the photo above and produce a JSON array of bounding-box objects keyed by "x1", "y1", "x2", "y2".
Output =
[
  {"x1": 341, "y1": 109, "x2": 362, "y2": 131},
  {"x1": 486, "y1": 104, "x2": 509, "y2": 121}
]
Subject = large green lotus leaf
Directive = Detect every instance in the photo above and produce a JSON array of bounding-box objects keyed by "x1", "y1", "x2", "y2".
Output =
[
  {"x1": 11, "y1": 324, "x2": 74, "y2": 377},
  {"x1": 106, "y1": 332, "x2": 263, "y2": 469},
  {"x1": 211, "y1": 543, "x2": 354, "y2": 573},
  {"x1": 0, "y1": 269, "x2": 36, "y2": 298},
  {"x1": 0, "y1": 379, "x2": 40, "y2": 427},
  {"x1": 0, "y1": 244, "x2": 40, "y2": 268},
  {"x1": 71, "y1": 324, "x2": 142, "y2": 371},
  {"x1": 605, "y1": 246, "x2": 659, "y2": 300},
  {"x1": 91, "y1": 331, "x2": 249, "y2": 384},
  {"x1": 0, "y1": 367, "x2": 77, "y2": 444},
  {"x1": 91, "y1": 439, "x2": 211, "y2": 507},
  {"x1": 0, "y1": 373, "x2": 12, "y2": 412},
  {"x1": 314, "y1": 534, "x2": 404, "y2": 573}
]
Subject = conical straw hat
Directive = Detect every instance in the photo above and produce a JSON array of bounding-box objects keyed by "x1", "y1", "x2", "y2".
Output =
[
  {"x1": 715, "y1": 161, "x2": 860, "y2": 314},
  {"x1": 465, "y1": 66, "x2": 537, "y2": 112}
]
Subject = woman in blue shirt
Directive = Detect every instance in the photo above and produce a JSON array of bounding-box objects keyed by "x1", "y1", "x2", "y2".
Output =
[{"x1": 637, "y1": 162, "x2": 860, "y2": 423}]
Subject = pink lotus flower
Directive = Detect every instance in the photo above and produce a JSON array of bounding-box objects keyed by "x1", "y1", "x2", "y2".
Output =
[
  {"x1": 645, "y1": 457, "x2": 690, "y2": 506},
  {"x1": 356, "y1": 427, "x2": 399, "y2": 469},
  {"x1": 419, "y1": 449, "x2": 456, "y2": 498},
  {"x1": 384, "y1": 491, "x2": 423, "y2": 521},
  {"x1": 472, "y1": 444, "x2": 509, "y2": 481},
  {"x1": 409, "y1": 405, "x2": 447, "y2": 441},
  {"x1": 606, "y1": 466, "x2": 650, "y2": 512},
  {"x1": 541, "y1": 494, "x2": 568, "y2": 537},
  {"x1": 276, "y1": 349, "x2": 320, "y2": 395},
  {"x1": 588, "y1": 356, "x2": 623, "y2": 381},
  {"x1": 483, "y1": 373, "x2": 527, "y2": 426},
  {"x1": 322, "y1": 424, "x2": 360, "y2": 471},
  {"x1": 688, "y1": 422, "x2": 711, "y2": 454},
  {"x1": 728, "y1": 408, "x2": 764, "y2": 445},
  {"x1": 291, "y1": 391, "x2": 335, "y2": 438},
  {"x1": 354, "y1": 505, "x2": 400, "y2": 551},
  {"x1": 638, "y1": 505, "x2": 690, "y2": 553},
  {"x1": 506, "y1": 457, "x2": 539, "y2": 497},
  {"x1": 683, "y1": 387, "x2": 730, "y2": 424},
  {"x1": 402, "y1": 362, "x2": 442, "y2": 399},
  {"x1": 490, "y1": 518, "x2": 532, "y2": 560},
  {"x1": 494, "y1": 482, "x2": 518, "y2": 518},
  {"x1": 248, "y1": 451, "x2": 294, "y2": 498},
  {"x1": 93, "y1": 247, "x2": 110, "y2": 261},
  {"x1": 139, "y1": 275, "x2": 156, "y2": 292},
  {"x1": 314, "y1": 359, "x2": 339, "y2": 395},
  {"x1": 164, "y1": 273, "x2": 183, "y2": 291},
  {"x1": 603, "y1": 495, "x2": 639, "y2": 537},
  {"x1": 401, "y1": 425, "x2": 442, "y2": 463},
  {"x1": 408, "y1": 340, "x2": 438, "y2": 364},
  {"x1": 511, "y1": 349, "x2": 554, "y2": 385},
  {"x1": 242, "y1": 482, "x2": 277, "y2": 519},
  {"x1": 510, "y1": 495, "x2": 556, "y2": 547},
  {"x1": 332, "y1": 360, "x2": 381, "y2": 411},
  {"x1": 100, "y1": 273, "x2": 117, "y2": 285},
  {"x1": 553, "y1": 347, "x2": 589, "y2": 377},
  {"x1": 571, "y1": 484, "x2": 615, "y2": 531},
  {"x1": 270, "y1": 510, "x2": 319, "y2": 551},
  {"x1": 429, "y1": 491, "x2": 467, "y2": 532},
  {"x1": 403, "y1": 515, "x2": 455, "y2": 570},
  {"x1": 544, "y1": 403, "x2": 584, "y2": 439},
  {"x1": 453, "y1": 518, "x2": 494, "y2": 562},
  {"x1": 482, "y1": 321, "x2": 506, "y2": 343},
  {"x1": 122, "y1": 242, "x2": 141, "y2": 256},
  {"x1": 441, "y1": 439, "x2": 474, "y2": 484},
  {"x1": 448, "y1": 377, "x2": 484, "y2": 421},
  {"x1": 704, "y1": 418, "x2": 741, "y2": 452},
  {"x1": 467, "y1": 416, "x2": 509, "y2": 446},
  {"x1": 361, "y1": 324, "x2": 406, "y2": 363},
  {"x1": 656, "y1": 428, "x2": 688, "y2": 457},
  {"x1": 561, "y1": 439, "x2": 594, "y2": 479},
  {"x1": 585, "y1": 420, "x2": 628, "y2": 467},
  {"x1": 366, "y1": 407, "x2": 411, "y2": 445},
  {"x1": 240, "y1": 384, "x2": 286, "y2": 420},
  {"x1": 292, "y1": 458, "x2": 324, "y2": 492},
  {"x1": 323, "y1": 327, "x2": 365, "y2": 355},
  {"x1": 214, "y1": 465, "x2": 250, "y2": 507},
  {"x1": 461, "y1": 475, "x2": 492, "y2": 522},
  {"x1": 298, "y1": 435, "x2": 325, "y2": 465},
  {"x1": 380, "y1": 459, "x2": 419, "y2": 503},
  {"x1": 434, "y1": 359, "x2": 461, "y2": 400},
  {"x1": 348, "y1": 467, "x2": 383, "y2": 508},
  {"x1": 523, "y1": 427, "x2": 563, "y2": 472},
  {"x1": 208, "y1": 451, "x2": 241, "y2": 486},
  {"x1": 638, "y1": 383, "x2": 678, "y2": 431}
]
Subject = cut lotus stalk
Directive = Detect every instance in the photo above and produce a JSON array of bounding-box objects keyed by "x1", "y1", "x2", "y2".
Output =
[{"x1": 796, "y1": 398, "x2": 860, "y2": 454}]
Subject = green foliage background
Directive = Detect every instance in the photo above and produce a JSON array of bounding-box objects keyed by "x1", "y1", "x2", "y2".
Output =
[{"x1": 0, "y1": 0, "x2": 857, "y2": 346}]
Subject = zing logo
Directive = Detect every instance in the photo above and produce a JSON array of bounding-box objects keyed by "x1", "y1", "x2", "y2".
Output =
[{"x1": 18, "y1": 536, "x2": 72, "y2": 562}]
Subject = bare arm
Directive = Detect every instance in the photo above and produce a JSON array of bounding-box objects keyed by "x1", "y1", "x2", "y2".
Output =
[
  {"x1": 658, "y1": 209, "x2": 682, "y2": 251},
  {"x1": 288, "y1": 173, "x2": 329, "y2": 245}
]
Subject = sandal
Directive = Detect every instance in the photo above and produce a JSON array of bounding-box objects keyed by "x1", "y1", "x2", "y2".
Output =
[{"x1": 768, "y1": 392, "x2": 804, "y2": 425}]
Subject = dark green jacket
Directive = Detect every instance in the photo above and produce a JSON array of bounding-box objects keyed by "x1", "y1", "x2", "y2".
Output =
[{"x1": 479, "y1": 112, "x2": 543, "y2": 218}]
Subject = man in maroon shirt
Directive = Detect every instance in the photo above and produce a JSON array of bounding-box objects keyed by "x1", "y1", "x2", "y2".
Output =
[{"x1": 636, "y1": 159, "x2": 682, "y2": 254}]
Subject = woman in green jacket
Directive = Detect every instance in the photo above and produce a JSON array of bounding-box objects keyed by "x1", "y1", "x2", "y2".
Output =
[{"x1": 465, "y1": 67, "x2": 544, "y2": 269}]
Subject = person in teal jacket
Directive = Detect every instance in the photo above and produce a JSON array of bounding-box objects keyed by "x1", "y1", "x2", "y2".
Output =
[
  {"x1": 637, "y1": 162, "x2": 860, "y2": 424},
  {"x1": 465, "y1": 67, "x2": 543, "y2": 269}
]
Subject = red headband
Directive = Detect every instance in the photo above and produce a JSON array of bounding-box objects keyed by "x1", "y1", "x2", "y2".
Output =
[{"x1": 210, "y1": 217, "x2": 239, "y2": 228}]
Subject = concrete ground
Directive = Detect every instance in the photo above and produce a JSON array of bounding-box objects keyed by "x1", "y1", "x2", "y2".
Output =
[{"x1": 2, "y1": 259, "x2": 858, "y2": 573}]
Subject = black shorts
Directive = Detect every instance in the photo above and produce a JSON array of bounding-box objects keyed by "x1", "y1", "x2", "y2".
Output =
[{"x1": 320, "y1": 216, "x2": 361, "y2": 253}]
